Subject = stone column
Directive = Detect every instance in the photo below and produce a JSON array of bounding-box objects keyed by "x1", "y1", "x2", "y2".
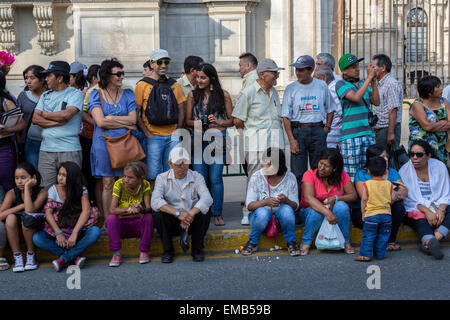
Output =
[
  {"x1": 0, "y1": 4, "x2": 18, "y2": 55},
  {"x1": 33, "y1": 2, "x2": 58, "y2": 56}
]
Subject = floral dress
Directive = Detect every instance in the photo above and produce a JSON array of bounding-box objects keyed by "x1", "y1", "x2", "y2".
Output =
[{"x1": 409, "y1": 98, "x2": 447, "y2": 163}]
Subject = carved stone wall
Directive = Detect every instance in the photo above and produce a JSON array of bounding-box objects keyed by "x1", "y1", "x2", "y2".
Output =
[
  {"x1": 0, "y1": 4, "x2": 18, "y2": 55},
  {"x1": 33, "y1": 3, "x2": 57, "y2": 55}
]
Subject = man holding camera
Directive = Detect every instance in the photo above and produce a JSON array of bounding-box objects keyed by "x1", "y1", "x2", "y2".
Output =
[{"x1": 335, "y1": 53, "x2": 380, "y2": 181}]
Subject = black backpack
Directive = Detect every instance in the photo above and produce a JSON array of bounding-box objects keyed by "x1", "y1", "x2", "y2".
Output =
[{"x1": 140, "y1": 76, "x2": 179, "y2": 126}]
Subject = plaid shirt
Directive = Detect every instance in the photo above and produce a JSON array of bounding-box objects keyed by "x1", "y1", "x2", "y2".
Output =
[{"x1": 373, "y1": 73, "x2": 403, "y2": 129}]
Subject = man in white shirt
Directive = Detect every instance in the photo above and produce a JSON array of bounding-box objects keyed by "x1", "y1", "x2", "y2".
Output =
[
  {"x1": 233, "y1": 58, "x2": 285, "y2": 225},
  {"x1": 151, "y1": 147, "x2": 213, "y2": 263},
  {"x1": 239, "y1": 52, "x2": 258, "y2": 90}
]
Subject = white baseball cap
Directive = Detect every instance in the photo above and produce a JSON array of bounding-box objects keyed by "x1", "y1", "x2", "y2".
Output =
[
  {"x1": 169, "y1": 147, "x2": 191, "y2": 165},
  {"x1": 150, "y1": 49, "x2": 170, "y2": 62}
]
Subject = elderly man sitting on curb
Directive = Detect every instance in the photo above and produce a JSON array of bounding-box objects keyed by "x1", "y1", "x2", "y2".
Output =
[{"x1": 151, "y1": 147, "x2": 213, "y2": 263}]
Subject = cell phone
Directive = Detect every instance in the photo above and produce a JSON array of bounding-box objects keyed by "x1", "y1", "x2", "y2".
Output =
[{"x1": 392, "y1": 181, "x2": 406, "y2": 191}]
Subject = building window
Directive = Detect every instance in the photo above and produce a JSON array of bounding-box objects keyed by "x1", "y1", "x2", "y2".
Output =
[{"x1": 406, "y1": 8, "x2": 428, "y2": 62}]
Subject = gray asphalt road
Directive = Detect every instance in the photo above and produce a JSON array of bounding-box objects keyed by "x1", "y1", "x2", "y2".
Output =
[{"x1": 1, "y1": 244, "x2": 449, "y2": 300}]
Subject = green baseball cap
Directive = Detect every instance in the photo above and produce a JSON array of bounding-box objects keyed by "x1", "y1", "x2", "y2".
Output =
[{"x1": 338, "y1": 53, "x2": 364, "y2": 71}]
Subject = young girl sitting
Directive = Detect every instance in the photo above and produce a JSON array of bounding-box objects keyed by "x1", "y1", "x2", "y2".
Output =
[
  {"x1": 106, "y1": 161, "x2": 153, "y2": 267},
  {"x1": 0, "y1": 162, "x2": 48, "y2": 272},
  {"x1": 32, "y1": 162, "x2": 101, "y2": 272}
]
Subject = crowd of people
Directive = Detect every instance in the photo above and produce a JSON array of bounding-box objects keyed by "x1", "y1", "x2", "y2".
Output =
[{"x1": 0, "y1": 48, "x2": 449, "y2": 273}]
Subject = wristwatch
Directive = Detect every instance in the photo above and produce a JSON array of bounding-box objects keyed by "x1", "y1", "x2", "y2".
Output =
[{"x1": 175, "y1": 211, "x2": 180, "y2": 218}]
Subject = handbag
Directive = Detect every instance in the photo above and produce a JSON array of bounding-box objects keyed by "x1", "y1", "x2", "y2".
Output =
[
  {"x1": 21, "y1": 212, "x2": 46, "y2": 230},
  {"x1": 265, "y1": 177, "x2": 279, "y2": 238},
  {"x1": 388, "y1": 144, "x2": 409, "y2": 171},
  {"x1": 98, "y1": 89, "x2": 145, "y2": 169}
]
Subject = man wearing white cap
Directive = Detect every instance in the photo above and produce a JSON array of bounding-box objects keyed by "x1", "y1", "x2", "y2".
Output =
[
  {"x1": 151, "y1": 147, "x2": 213, "y2": 263},
  {"x1": 232, "y1": 58, "x2": 286, "y2": 225},
  {"x1": 135, "y1": 49, "x2": 186, "y2": 189}
]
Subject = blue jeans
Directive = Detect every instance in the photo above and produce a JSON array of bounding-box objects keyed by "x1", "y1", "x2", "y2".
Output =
[
  {"x1": 33, "y1": 227, "x2": 101, "y2": 264},
  {"x1": 359, "y1": 214, "x2": 392, "y2": 259},
  {"x1": 300, "y1": 201, "x2": 350, "y2": 245},
  {"x1": 248, "y1": 204, "x2": 296, "y2": 245},
  {"x1": 145, "y1": 134, "x2": 181, "y2": 180},
  {"x1": 24, "y1": 138, "x2": 41, "y2": 170},
  {"x1": 192, "y1": 131, "x2": 225, "y2": 216}
]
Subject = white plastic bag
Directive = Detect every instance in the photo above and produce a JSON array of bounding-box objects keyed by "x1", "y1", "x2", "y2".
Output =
[{"x1": 315, "y1": 219, "x2": 345, "y2": 250}]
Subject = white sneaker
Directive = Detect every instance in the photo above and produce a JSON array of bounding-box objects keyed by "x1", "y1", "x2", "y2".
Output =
[
  {"x1": 241, "y1": 216, "x2": 249, "y2": 225},
  {"x1": 13, "y1": 253, "x2": 25, "y2": 273},
  {"x1": 24, "y1": 252, "x2": 38, "y2": 271},
  {"x1": 241, "y1": 207, "x2": 250, "y2": 225}
]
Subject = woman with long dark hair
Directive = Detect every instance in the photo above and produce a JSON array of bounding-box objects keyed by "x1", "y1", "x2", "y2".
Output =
[
  {"x1": 17, "y1": 65, "x2": 46, "y2": 169},
  {"x1": 185, "y1": 63, "x2": 233, "y2": 226},
  {"x1": 0, "y1": 162, "x2": 47, "y2": 272},
  {"x1": 33, "y1": 162, "x2": 101, "y2": 271},
  {"x1": 299, "y1": 148, "x2": 357, "y2": 255},
  {"x1": 0, "y1": 71, "x2": 26, "y2": 192}
]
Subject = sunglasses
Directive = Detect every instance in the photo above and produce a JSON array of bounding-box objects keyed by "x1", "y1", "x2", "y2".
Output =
[
  {"x1": 153, "y1": 59, "x2": 170, "y2": 66},
  {"x1": 110, "y1": 71, "x2": 125, "y2": 77},
  {"x1": 408, "y1": 152, "x2": 425, "y2": 158}
]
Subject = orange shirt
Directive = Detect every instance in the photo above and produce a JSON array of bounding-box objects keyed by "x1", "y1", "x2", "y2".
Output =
[{"x1": 134, "y1": 79, "x2": 186, "y2": 136}]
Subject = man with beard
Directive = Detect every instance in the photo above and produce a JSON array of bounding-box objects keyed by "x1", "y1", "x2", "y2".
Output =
[{"x1": 335, "y1": 54, "x2": 380, "y2": 181}]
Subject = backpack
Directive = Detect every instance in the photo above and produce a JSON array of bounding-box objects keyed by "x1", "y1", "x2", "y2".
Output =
[{"x1": 139, "y1": 76, "x2": 179, "y2": 126}]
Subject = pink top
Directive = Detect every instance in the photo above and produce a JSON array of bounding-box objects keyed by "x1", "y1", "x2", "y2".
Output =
[{"x1": 300, "y1": 169, "x2": 351, "y2": 208}]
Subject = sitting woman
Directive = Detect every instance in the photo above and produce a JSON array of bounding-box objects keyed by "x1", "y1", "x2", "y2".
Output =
[
  {"x1": 299, "y1": 148, "x2": 357, "y2": 255},
  {"x1": 33, "y1": 162, "x2": 101, "y2": 271},
  {"x1": 106, "y1": 161, "x2": 153, "y2": 267},
  {"x1": 352, "y1": 144, "x2": 408, "y2": 251},
  {"x1": 0, "y1": 163, "x2": 47, "y2": 272},
  {"x1": 399, "y1": 140, "x2": 450, "y2": 259},
  {"x1": 241, "y1": 148, "x2": 300, "y2": 256}
]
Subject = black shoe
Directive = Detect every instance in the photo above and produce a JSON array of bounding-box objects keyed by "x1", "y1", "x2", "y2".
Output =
[
  {"x1": 161, "y1": 251, "x2": 174, "y2": 263},
  {"x1": 428, "y1": 238, "x2": 444, "y2": 260},
  {"x1": 192, "y1": 250, "x2": 205, "y2": 262}
]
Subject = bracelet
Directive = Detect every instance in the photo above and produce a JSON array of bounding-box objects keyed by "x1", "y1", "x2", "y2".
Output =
[
  {"x1": 334, "y1": 195, "x2": 339, "y2": 202},
  {"x1": 54, "y1": 230, "x2": 63, "y2": 236}
]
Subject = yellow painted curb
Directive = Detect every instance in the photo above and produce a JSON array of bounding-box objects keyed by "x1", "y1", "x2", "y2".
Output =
[{"x1": 7, "y1": 225, "x2": 420, "y2": 262}]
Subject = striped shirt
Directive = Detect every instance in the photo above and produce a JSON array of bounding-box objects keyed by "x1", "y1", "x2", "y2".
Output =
[
  {"x1": 326, "y1": 80, "x2": 343, "y2": 147},
  {"x1": 417, "y1": 178, "x2": 432, "y2": 201},
  {"x1": 335, "y1": 80, "x2": 374, "y2": 141}
]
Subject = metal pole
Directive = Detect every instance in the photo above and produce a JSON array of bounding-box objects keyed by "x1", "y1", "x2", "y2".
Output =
[{"x1": 363, "y1": 0, "x2": 366, "y2": 78}]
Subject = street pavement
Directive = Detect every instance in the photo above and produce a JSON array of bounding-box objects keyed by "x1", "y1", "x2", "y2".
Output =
[{"x1": 2, "y1": 243, "x2": 449, "y2": 300}]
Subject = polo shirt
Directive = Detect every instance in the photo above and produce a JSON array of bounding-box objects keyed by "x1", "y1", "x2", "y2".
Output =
[
  {"x1": 134, "y1": 78, "x2": 186, "y2": 136},
  {"x1": 35, "y1": 86, "x2": 83, "y2": 152},
  {"x1": 232, "y1": 80, "x2": 285, "y2": 152},
  {"x1": 176, "y1": 74, "x2": 194, "y2": 98},
  {"x1": 281, "y1": 78, "x2": 336, "y2": 123},
  {"x1": 242, "y1": 69, "x2": 258, "y2": 90},
  {"x1": 335, "y1": 80, "x2": 374, "y2": 141},
  {"x1": 112, "y1": 178, "x2": 151, "y2": 219}
]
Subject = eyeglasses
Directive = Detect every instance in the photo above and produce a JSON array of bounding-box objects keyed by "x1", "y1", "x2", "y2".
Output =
[
  {"x1": 110, "y1": 71, "x2": 125, "y2": 78},
  {"x1": 408, "y1": 152, "x2": 425, "y2": 158},
  {"x1": 152, "y1": 59, "x2": 171, "y2": 66},
  {"x1": 265, "y1": 71, "x2": 279, "y2": 76}
]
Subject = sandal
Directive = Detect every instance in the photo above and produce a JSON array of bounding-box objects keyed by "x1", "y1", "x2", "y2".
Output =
[
  {"x1": 214, "y1": 216, "x2": 226, "y2": 226},
  {"x1": 0, "y1": 257, "x2": 9, "y2": 271},
  {"x1": 344, "y1": 243, "x2": 355, "y2": 254},
  {"x1": 354, "y1": 255, "x2": 372, "y2": 262},
  {"x1": 387, "y1": 242, "x2": 401, "y2": 251},
  {"x1": 287, "y1": 242, "x2": 300, "y2": 256},
  {"x1": 240, "y1": 242, "x2": 258, "y2": 256},
  {"x1": 299, "y1": 243, "x2": 310, "y2": 256}
]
